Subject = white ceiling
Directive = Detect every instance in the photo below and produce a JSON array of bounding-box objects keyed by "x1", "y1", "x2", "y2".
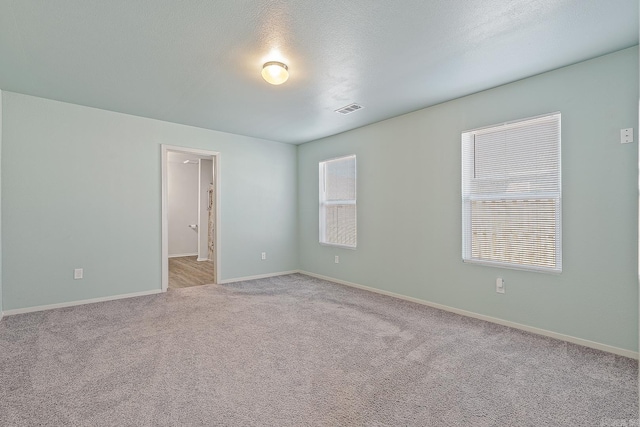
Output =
[{"x1": 0, "y1": 0, "x2": 637, "y2": 144}]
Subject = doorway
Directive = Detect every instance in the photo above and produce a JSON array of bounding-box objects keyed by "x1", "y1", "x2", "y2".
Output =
[{"x1": 161, "y1": 145, "x2": 220, "y2": 291}]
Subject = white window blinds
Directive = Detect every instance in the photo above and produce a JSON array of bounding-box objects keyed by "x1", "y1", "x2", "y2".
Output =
[
  {"x1": 319, "y1": 155, "x2": 357, "y2": 248},
  {"x1": 462, "y1": 113, "x2": 561, "y2": 272}
]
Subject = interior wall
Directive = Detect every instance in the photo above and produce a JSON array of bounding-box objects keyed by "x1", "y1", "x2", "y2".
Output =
[
  {"x1": 198, "y1": 159, "x2": 213, "y2": 260},
  {"x1": 167, "y1": 158, "x2": 199, "y2": 257},
  {"x1": 0, "y1": 90, "x2": 3, "y2": 317},
  {"x1": 1, "y1": 92, "x2": 298, "y2": 311},
  {"x1": 298, "y1": 46, "x2": 640, "y2": 353}
]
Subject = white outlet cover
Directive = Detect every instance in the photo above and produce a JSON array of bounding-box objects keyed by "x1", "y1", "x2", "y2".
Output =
[
  {"x1": 74, "y1": 268, "x2": 83, "y2": 279},
  {"x1": 621, "y1": 128, "x2": 633, "y2": 144}
]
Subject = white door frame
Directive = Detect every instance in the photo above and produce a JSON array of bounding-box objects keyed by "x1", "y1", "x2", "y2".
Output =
[{"x1": 161, "y1": 144, "x2": 221, "y2": 291}]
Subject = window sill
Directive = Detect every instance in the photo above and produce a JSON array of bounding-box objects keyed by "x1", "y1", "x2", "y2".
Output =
[
  {"x1": 463, "y1": 258, "x2": 562, "y2": 274},
  {"x1": 320, "y1": 242, "x2": 357, "y2": 250}
]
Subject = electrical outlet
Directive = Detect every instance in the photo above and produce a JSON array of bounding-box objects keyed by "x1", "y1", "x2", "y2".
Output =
[
  {"x1": 621, "y1": 128, "x2": 634, "y2": 144},
  {"x1": 261, "y1": 252, "x2": 266, "y2": 260},
  {"x1": 74, "y1": 268, "x2": 83, "y2": 280},
  {"x1": 335, "y1": 256, "x2": 339, "y2": 264},
  {"x1": 496, "y1": 277, "x2": 505, "y2": 294}
]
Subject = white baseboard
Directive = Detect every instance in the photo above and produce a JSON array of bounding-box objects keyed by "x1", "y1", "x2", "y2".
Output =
[
  {"x1": 299, "y1": 270, "x2": 639, "y2": 360},
  {"x1": 218, "y1": 270, "x2": 299, "y2": 284},
  {"x1": 2, "y1": 289, "x2": 164, "y2": 316},
  {"x1": 1, "y1": 270, "x2": 297, "y2": 316},
  {"x1": 168, "y1": 253, "x2": 198, "y2": 258},
  {"x1": 196, "y1": 257, "x2": 210, "y2": 262}
]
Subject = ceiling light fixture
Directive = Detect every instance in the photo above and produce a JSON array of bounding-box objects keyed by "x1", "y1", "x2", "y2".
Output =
[{"x1": 261, "y1": 61, "x2": 289, "y2": 85}]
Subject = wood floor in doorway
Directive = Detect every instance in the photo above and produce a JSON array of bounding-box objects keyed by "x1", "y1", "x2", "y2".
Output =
[{"x1": 168, "y1": 256, "x2": 215, "y2": 289}]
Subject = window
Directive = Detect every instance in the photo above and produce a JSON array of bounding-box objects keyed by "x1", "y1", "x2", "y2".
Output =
[
  {"x1": 319, "y1": 155, "x2": 357, "y2": 248},
  {"x1": 462, "y1": 113, "x2": 561, "y2": 272}
]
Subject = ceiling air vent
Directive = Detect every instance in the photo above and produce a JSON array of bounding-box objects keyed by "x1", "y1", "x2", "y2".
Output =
[{"x1": 335, "y1": 103, "x2": 363, "y2": 115}]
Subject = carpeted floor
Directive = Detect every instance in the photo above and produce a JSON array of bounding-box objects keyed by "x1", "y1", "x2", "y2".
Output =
[{"x1": 0, "y1": 274, "x2": 637, "y2": 426}]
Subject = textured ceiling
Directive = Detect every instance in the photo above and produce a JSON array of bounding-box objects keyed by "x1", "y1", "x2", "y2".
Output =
[{"x1": 0, "y1": 0, "x2": 637, "y2": 144}]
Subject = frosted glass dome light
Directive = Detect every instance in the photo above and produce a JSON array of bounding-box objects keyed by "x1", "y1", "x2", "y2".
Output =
[{"x1": 261, "y1": 61, "x2": 289, "y2": 85}]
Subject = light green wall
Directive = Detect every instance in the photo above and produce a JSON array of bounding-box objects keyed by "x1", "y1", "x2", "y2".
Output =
[
  {"x1": 1, "y1": 48, "x2": 637, "y2": 354},
  {"x1": 0, "y1": 90, "x2": 3, "y2": 315},
  {"x1": 298, "y1": 47, "x2": 639, "y2": 352},
  {"x1": 2, "y1": 92, "x2": 298, "y2": 310}
]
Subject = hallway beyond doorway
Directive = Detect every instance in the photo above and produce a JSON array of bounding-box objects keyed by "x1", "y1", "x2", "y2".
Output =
[{"x1": 168, "y1": 256, "x2": 216, "y2": 289}]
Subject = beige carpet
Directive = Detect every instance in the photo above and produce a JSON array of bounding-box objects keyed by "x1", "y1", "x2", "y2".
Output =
[{"x1": 0, "y1": 274, "x2": 637, "y2": 426}]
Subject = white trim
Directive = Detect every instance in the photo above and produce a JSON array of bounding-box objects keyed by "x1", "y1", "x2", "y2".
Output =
[
  {"x1": 462, "y1": 111, "x2": 562, "y2": 134},
  {"x1": 218, "y1": 270, "x2": 298, "y2": 284},
  {"x1": 319, "y1": 242, "x2": 358, "y2": 250},
  {"x1": 162, "y1": 145, "x2": 221, "y2": 291},
  {"x1": 319, "y1": 154, "x2": 357, "y2": 249},
  {"x1": 197, "y1": 159, "x2": 203, "y2": 261},
  {"x1": 196, "y1": 257, "x2": 210, "y2": 262},
  {"x1": 168, "y1": 253, "x2": 198, "y2": 258},
  {"x1": 2, "y1": 289, "x2": 163, "y2": 316},
  {"x1": 461, "y1": 113, "x2": 562, "y2": 274},
  {"x1": 463, "y1": 258, "x2": 562, "y2": 275},
  {"x1": 299, "y1": 271, "x2": 639, "y2": 360},
  {"x1": 162, "y1": 146, "x2": 169, "y2": 290}
]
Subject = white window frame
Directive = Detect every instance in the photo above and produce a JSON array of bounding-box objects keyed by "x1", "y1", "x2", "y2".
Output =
[
  {"x1": 462, "y1": 113, "x2": 562, "y2": 273},
  {"x1": 319, "y1": 155, "x2": 357, "y2": 249}
]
